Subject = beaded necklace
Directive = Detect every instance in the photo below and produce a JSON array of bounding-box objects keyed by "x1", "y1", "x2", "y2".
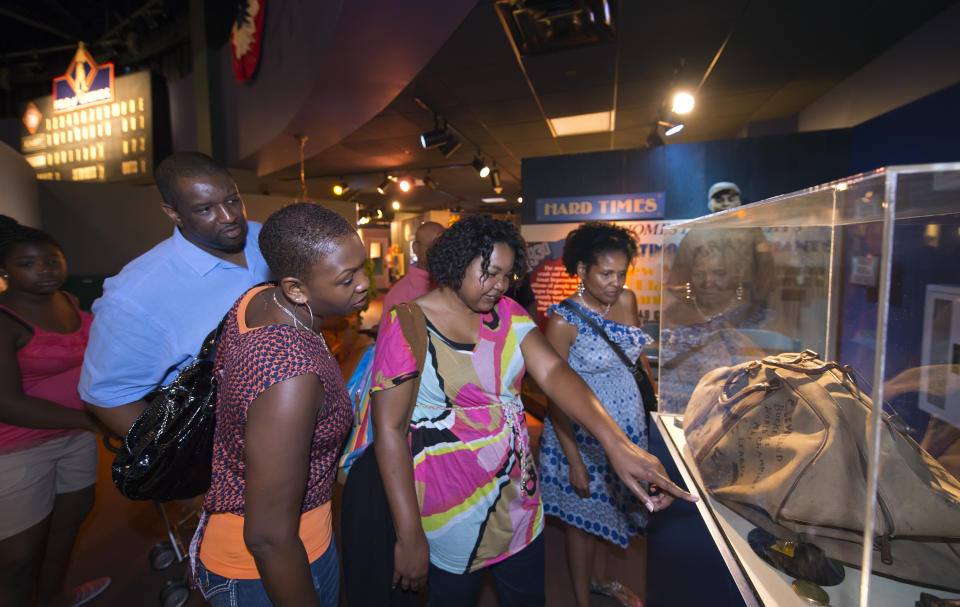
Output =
[{"x1": 579, "y1": 293, "x2": 612, "y2": 317}]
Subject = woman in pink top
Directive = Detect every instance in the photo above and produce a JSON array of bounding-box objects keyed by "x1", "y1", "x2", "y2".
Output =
[{"x1": 0, "y1": 216, "x2": 109, "y2": 607}]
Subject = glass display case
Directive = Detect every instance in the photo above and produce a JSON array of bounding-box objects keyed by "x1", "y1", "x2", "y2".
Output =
[{"x1": 654, "y1": 163, "x2": 960, "y2": 607}]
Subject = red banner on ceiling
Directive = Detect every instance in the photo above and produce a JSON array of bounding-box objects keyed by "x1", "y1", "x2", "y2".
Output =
[{"x1": 230, "y1": 0, "x2": 266, "y2": 84}]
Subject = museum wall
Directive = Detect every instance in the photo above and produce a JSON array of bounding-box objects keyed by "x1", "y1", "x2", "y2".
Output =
[
  {"x1": 0, "y1": 141, "x2": 41, "y2": 228},
  {"x1": 519, "y1": 128, "x2": 853, "y2": 224},
  {"x1": 798, "y1": 2, "x2": 960, "y2": 132},
  {"x1": 35, "y1": 181, "x2": 354, "y2": 278}
]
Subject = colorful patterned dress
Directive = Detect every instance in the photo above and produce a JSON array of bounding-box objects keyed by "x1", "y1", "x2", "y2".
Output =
[
  {"x1": 371, "y1": 297, "x2": 542, "y2": 574},
  {"x1": 538, "y1": 300, "x2": 653, "y2": 547}
]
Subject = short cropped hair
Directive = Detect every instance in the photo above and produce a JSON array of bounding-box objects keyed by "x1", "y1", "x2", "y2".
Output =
[
  {"x1": 561, "y1": 221, "x2": 638, "y2": 276},
  {"x1": 427, "y1": 215, "x2": 527, "y2": 290},
  {"x1": 155, "y1": 152, "x2": 230, "y2": 210},
  {"x1": 259, "y1": 203, "x2": 356, "y2": 280},
  {"x1": 0, "y1": 215, "x2": 62, "y2": 264}
]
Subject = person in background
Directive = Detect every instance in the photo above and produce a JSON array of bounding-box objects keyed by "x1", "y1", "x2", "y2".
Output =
[
  {"x1": 539, "y1": 222, "x2": 654, "y2": 607},
  {"x1": 0, "y1": 216, "x2": 110, "y2": 607},
  {"x1": 79, "y1": 152, "x2": 270, "y2": 438},
  {"x1": 379, "y1": 221, "x2": 444, "y2": 329},
  {"x1": 371, "y1": 215, "x2": 695, "y2": 606},
  {"x1": 191, "y1": 203, "x2": 365, "y2": 606}
]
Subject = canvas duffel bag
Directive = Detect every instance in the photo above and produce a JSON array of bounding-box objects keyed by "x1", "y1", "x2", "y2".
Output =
[{"x1": 683, "y1": 350, "x2": 960, "y2": 591}]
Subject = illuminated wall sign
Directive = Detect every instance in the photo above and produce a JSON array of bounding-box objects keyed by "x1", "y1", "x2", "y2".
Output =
[
  {"x1": 22, "y1": 102, "x2": 42, "y2": 134},
  {"x1": 20, "y1": 67, "x2": 159, "y2": 183},
  {"x1": 535, "y1": 192, "x2": 665, "y2": 223},
  {"x1": 52, "y1": 43, "x2": 115, "y2": 114}
]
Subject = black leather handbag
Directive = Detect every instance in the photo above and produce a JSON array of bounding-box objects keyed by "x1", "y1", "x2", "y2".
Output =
[
  {"x1": 560, "y1": 300, "x2": 658, "y2": 415},
  {"x1": 108, "y1": 320, "x2": 225, "y2": 501}
]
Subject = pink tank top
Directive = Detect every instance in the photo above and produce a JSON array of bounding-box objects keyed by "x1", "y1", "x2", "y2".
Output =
[{"x1": 0, "y1": 296, "x2": 93, "y2": 453}]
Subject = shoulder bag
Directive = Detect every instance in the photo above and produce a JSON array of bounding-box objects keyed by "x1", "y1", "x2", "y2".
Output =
[
  {"x1": 559, "y1": 300, "x2": 657, "y2": 415},
  {"x1": 107, "y1": 318, "x2": 226, "y2": 502}
]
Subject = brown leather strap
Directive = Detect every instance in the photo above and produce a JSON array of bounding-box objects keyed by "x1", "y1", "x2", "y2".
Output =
[{"x1": 393, "y1": 302, "x2": 428, "y2": 433}]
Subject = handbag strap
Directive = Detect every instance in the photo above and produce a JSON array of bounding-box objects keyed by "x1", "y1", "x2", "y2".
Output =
[
  {"x1": 559, "y1": 300, "x2": 636, "y2": 371},
  {"x1": 393, "y1": 302, "x2": 428, "y2": 434}
]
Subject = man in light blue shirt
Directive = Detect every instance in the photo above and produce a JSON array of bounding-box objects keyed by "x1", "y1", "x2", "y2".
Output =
[{"x1": 80, "y1": 152, "x2": 270, "y2": 436}]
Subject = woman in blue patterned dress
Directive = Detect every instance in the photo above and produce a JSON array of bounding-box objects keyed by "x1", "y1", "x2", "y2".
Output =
[{"x1": 539, "y1": 222, "x2": 656, "y2": 607}]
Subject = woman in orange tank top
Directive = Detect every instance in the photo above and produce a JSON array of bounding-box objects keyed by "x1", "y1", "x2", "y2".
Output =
[{"x1": 191, "y1": 203, "x2": 368, "y2": 606}]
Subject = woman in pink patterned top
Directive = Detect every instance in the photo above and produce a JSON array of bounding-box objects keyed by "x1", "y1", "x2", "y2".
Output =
[
  {"x1": 0, "y1": 216, "x2": 109, "y2": 607},
  {"x1": 371, "y1": 215, "x2": 697, "y2": 607}
]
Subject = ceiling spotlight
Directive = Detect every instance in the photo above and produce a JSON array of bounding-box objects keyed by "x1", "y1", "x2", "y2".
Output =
[
  {"x1": 420, "y1": 124, "x2": 447, "y2": 150},
  {"x1": 423, "y1": 174, "x2": 439, "y2": 190},
  {"x1": 490, "y1": 168, "x2": 502, "y2": 194},
  {"x1": 332, "y1": 181, "x2": 349, "y2": 196},
  {"x1": 357, "y1": 215, "x2": 371, "y2": 225},
  {"x1": 398, "y1": 177, "x2": 412, "y2": 193},
  {"x1": 658, "y1": 119, "x2": 684, "y2": 136},
  {"x1": 376, "y1": 209, "x2": 383, "y2": 219},
  {"x1": 473, "y1": 156, "x2": 490, "y2": 178},
  {"x1": 392, "y1": 200, "x2": 401, "y2": 210},
  {"x1": 439, "y1": 135, "x2": 462, "y2": 158},
  {"x1": 377, "y1": 177, "x2": 391, "y2": 195},
  {"x1": 672, "y1": 92, "x2": 695, "y2": 115}
]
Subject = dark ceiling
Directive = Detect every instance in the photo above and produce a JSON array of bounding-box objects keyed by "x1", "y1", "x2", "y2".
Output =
[
  {"x1": 2, "y1": 0, "x2": 957, "y2": 216},
  {"x1": 261, "y1": 0, "x2": 958, "y2": 215},
  {"x1": 0, "y1": 0, "x2": 199, "y2": 97}
]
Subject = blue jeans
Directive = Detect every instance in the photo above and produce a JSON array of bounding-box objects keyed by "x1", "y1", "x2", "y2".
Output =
[
  {"x1": 427, "y1": 533, "x2": 545, "y2": 607},
  {"x1": 197, "y1": 541, "x2": 339, "y2": 607}
]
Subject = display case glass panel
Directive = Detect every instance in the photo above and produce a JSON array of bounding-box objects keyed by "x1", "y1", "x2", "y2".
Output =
[{"x1": 656, "y1": 163, "x2": 960, "y2": 606}]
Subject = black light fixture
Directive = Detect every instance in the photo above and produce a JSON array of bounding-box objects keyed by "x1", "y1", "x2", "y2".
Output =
[
  {"x1": 332, "y1": 181, "x2": 349, "y2": 196},
  {"x1": 376, "y1": 176, "x2": 391, "y2": 195},
  {"x1": 423, "y1": 173, "x2": 439, "y2": 190},
  {"x1": 645, "y1": 126, "x2": 665, "y2": 148},
  {"x1": 490, "y1": 167, "x2": 502, "y2": 194},
  {"x1": 420, "y1": 118, "x2": 448, "y2": 150},
  {"x1": 439, "y1": 135, "x2": 461, "y2": 158},
  {"x1": 472, "y1": 156, "x2": 491, "y2": 178}
]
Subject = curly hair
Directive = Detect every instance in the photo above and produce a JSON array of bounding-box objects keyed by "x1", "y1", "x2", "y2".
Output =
[
  {"x1": 427, "y1": 215, "x2": 527, "y2": 290},
  {"x1": 258, "y1": 203, "x2": 356, "y2": 280},
  {"x1": 154, "y1": 152, "x2": 231, "y2": 210},
  {"x1": 561, "y1": 221, "x2": 638, "y2": 276},
  {"x1": 0, "y1": 215, "x2": 62, "y2": 266}
]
